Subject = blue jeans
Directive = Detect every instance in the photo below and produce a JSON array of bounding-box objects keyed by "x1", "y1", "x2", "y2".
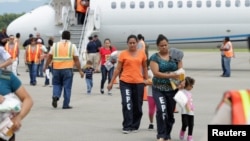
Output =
[
  {"x1": 86, "y1": 78, "x2": 93, "y2": 93},
  {"x1": 28, "y1": 63, "x2": 38, "y2": 85},
  {"x1": 37, "y1": 59, "x2": 44, "y2": 77},
  {"x1": 100, "y1": 65, "x2": 114, "y2": 89},
  {"x1": 52, "y1": 68, "x2": 73, "y2": 107},
  {"x1": 221, "y1": 56, "x2": 231, "y2": 77}
]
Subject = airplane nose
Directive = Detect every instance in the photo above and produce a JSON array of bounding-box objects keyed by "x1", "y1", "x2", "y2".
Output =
[{"x1": 7, "y1": 5, "x2": 58, "y2": 43}]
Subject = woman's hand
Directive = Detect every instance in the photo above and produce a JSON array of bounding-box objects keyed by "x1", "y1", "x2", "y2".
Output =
[
  {"x1": 144, "y1": 79, "x2": 152, "y2": 85},
  {"x1": 0, "y1": 95, "x2": 5, "y2": 104},
  {"x1": 107, "y1": 83, "x2": 113, "y2": 91},
  {"x1": 11, "y1": 115, "x2": 22, "y2": 132}
]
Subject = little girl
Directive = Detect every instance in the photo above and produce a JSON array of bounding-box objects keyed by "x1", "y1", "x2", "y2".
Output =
[
  {"x1": 179, "y1": 76, "x2": 195, "y2": 141},
  {"x1": 145, "y1": 68, "x2": 156, "y2": 130}
]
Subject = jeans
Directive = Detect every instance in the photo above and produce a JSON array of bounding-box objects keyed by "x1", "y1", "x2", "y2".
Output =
[
  {"x1": 86, "y1": 78, "x2": 93, "y2": 93},
  {"x1": 37, "y1": 59, "x2": 44, "y2": 77},
  {"x1": 100, "y1": 65, "x2": 114, "y2": 89},
  {"x1": 52, "y1": 68, "x2": 73, "y2": 107},
  {"x1": 77, "y1": 12, "x2": 85, "y2": 24},
  {"x1": 152, "y1": 87, "x2": 177, "y2": 140},
  {"x1": 28, "y1": 63, "x2": 38, "y2": 85},
  {"x1": 221, "y1": 56, "x2": 231, "y2": 77}
]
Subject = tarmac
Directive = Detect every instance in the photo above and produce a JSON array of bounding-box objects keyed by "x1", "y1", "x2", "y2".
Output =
[{"x1": 14, "y1": 50, "x2": 250, "y2": 141}]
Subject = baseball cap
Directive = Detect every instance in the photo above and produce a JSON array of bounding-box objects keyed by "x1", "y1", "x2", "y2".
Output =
[{"x1": 29, "y1": 34, "x2": 33, "y2": 38}]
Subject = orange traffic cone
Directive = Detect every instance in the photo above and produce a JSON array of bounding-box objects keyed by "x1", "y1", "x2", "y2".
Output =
[{"x1": 143, "y1": 86, "x2": 148, "y2": 101}]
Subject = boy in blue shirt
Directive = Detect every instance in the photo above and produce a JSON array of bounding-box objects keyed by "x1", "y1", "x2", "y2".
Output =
[{"x1": 82, "y1": 60, "x2": 95, "y2": 94}]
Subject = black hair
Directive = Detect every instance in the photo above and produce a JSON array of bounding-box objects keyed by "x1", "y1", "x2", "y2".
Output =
[
  {"x1": 127, "y1": 34, "x2": 137, "y2": 43},
  {"x1": 137, "y1": 34, "x2": 144, "y2": 40},
  {"x1": 225, "y1": 36, "x2": 230, "y2": 41},
  {"x1": 104, "y1": 38, "x2": 111, "y2": 43},
  {"x1": 16, "y1": 33, "x2": 20, "y2": 38},
  {"x1": 48, "y1": 39, "x2": 53, "y2": 46},
  {"x1": 156, "y1": 34, "x2": 168, "y2": 45},
  {"x1": 62, "y1": 30, "x2": 71, "y2": 40},
  {"x1": 184, "y1": 76, "x2": 195, "y2": 88},
  {"x1": 88, "y1": 36, "x2": 93, "y2": 40}
]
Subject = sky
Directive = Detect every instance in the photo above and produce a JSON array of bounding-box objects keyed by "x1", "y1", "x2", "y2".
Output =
[{"x1": 0, "y1": 0, "x2": 50, "y2": 15}]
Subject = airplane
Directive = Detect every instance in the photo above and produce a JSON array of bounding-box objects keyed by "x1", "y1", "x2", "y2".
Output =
[{"x1": 7, "y1": 0, "x2": 250, "y2": 66}]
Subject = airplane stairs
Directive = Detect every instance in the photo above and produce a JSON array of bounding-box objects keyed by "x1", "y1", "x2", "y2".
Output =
[{"x1": 67, "y1": 8, "x2": 96, "y2": 68}]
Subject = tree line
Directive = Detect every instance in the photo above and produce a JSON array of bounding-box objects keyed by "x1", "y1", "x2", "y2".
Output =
[{"x1": 0, "y1": 13, "x2": 24, "y2": 30}]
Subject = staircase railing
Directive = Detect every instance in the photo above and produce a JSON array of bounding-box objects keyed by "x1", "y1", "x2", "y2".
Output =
[
  {"x1": 78, "y1": 7, "x2": 95, "y2": 67},
  {"x1": 78, "y1": 7, "x2": 89, "y2": 53},
  {"x1": 62, "y1": 6, "x2": 72, "y2": 31}
]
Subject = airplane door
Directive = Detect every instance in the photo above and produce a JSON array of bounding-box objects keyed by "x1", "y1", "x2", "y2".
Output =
[{"x1": 94, "y1": 6, "x2": 100, "y2": 30}]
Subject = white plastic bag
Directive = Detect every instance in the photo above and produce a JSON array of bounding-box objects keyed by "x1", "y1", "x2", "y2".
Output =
[
  {"x1": 0, "y1": 93, "x2": 21, "y2": 113},
  {"x1": 104, "y1": 61, "x2": 114, "y2": 71},
  {"x1": 173, "y1": 90, "x2": 188, "y2": 108}
]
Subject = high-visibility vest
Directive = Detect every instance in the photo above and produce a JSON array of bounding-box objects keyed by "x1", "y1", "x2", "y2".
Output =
[
  {"x1": 223, "y1": 41, "x2": 234, "y2": 58},
  {"x1": 52, "y1": 42, "x2": 74, "y2": 69},
  {"x1": 26, "y1": 45, "x2": 41, "y2": 64},
  {"x1": 219, "y1": 90, "x2": 250, "y2": 124},
  {"x1": 5, "y1": 42, "x2": 18, "y2": 60}
]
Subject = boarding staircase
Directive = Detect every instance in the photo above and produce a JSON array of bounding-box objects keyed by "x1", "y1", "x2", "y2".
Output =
[{"x1": 61, "y1": 7, "x2": 98, "y2": 67}]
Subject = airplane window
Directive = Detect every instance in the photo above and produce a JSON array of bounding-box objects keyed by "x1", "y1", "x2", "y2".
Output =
[
  {"x1": 130, "y1": 1, "x2": 135, "y2": 9},
  {"x1": 206, "y1": 0, "x2": 212, "y2": 7},
  {"x1": 121, "y1": 1, "x2": 126, "y2": 9},
  {"x1": 177, "y1": 1, "x2": 183, "y2": 8},
  {"x1": 139, "y1": 1, "x2": 145, "y2": 8},
  {"x1": 187, "y1": 0, "x2": 192, "y2": 8},
  {"x1": 158, "y1": 1, "x2": 164, "y2": 8},
  {"x1": 216, "y1": 0, "x2": 221, "y2": 7},
  {"x1": 111, "y1": 2, "x2": 116, "y2": 9},
  {"x1": 225, "y1": 0, "x2": 231, "y2": 7},
  {"x1": 197, "y1": 0, "x2": 202, "y2": 8},
  {"x1": 245, "y1": 0, "x2": 250, "y2": 7},
  {"x1": 235, "y1": 0, "x2": 241, "y2": 7},
  {"x1": 168, "y1": 1, "x2": 174, "y2": 8},
  {"x1": 149, "y1": 1, "x2": 154, "y2": 8}
]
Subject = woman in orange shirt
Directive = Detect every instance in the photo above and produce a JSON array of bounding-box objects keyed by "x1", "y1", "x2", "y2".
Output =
[{"x1": 107, "y1": 35, "x2": 148, "y2": 134}]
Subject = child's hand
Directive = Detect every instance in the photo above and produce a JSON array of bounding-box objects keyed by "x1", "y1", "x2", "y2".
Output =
[{"x1": 144, "y1": 79, "x2": 152, "y2": 85}]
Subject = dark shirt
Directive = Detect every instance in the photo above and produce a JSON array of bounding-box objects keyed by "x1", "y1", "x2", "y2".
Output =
[
  {"x1": 94, "y1": 39, "x2": 102, "y2": 52},
  {"x1": 83, "y1": 67, "x2": 95, "y2": 79},
  {"x1": 23, "y1": 39, "x2": 31, "y2": 48},
  {"x1": 0, "y1": 32, "x2": 9, "y2": 46},
  {"x1": 87, "y1": 41, "x2": 98, "y2": 53}
]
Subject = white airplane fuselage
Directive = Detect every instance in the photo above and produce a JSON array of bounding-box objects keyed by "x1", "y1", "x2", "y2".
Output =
[{"x1": 7, "y1": 0, "x2": 250, "y2": 49}]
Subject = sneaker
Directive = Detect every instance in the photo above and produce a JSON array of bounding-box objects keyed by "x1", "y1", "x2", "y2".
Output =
[
  {"x1": 108, "y1": 91, "x2": 112, "y2": 96},
  {"x1": 122, "y1": 130, "x2": 131, "y2": 134},
  {"x1": 179, "y1": 130, "x2": 185, "y2": 140},
  {"x1": 100, "y1": 89, "x2": 104, "y2": 94},
  {"x1": 187, "y1": 135, "x2": 193, "y2": 141},
  {"x1": 148, "y1": 124, "x2": 154, "y2": 130}
]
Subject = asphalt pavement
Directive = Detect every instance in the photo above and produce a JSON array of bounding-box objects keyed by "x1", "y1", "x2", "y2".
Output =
[{"x1": 14, "y1": 50, "x2": 250, "y2": 141}]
